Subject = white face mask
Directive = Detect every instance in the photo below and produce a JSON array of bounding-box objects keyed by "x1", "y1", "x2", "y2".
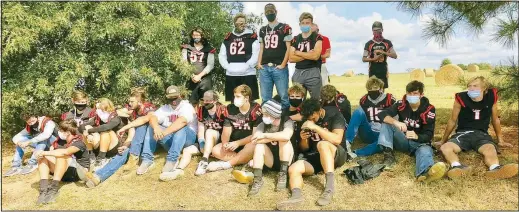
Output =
[
  {"x1": 234, "y1": 97, "x2": 245, "y2": 108},
  {"x1": 96, "y1": 109, "x2": 111, "y2": 123},
  {"x1": 262, "y1": 117, "x2": 274, "y2": 125},
  {"x1": 58, "y1": 131, "x2": 68, "y2": 140}
]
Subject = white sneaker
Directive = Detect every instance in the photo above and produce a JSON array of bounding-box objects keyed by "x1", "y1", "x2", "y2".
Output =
[
  {"x1": 207, "y1": 161, "x2": 232, "y2": 172},
  {"x1": 159, "y1": 169, "x2": 185, "y2": 181},
  {"x1": 195, "y1": 161, "x2": 209, "y2": 176}
]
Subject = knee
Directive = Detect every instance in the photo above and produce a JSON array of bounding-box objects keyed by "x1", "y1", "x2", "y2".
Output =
[
  {"x1": 244, "y1": 142, "x2": 256, "y2": 149},
  {"x1": 317, "y1": 141, "x2": 332, "y2": 152},
  {"x1": 440, "y1": 143, "x2": 454, "y2": 153},
  {"x1": 353, "y1": 107, "x2": 364, "y2": 116},
  {"x1": 288, "y1": 162, "x2": 304, "y2": 175},
  {"x1": 416, "y1": 145, "x2": 433, "y2": 155},
  {"x1": 480, "y1": 144, "x2": 497, "y2": 156},
  {"x1": 254, "y1": 143, "x2": 266, "y2": 153},
  {"x1": 211, "y1": 144, "x2": 221, "y2": 156}
]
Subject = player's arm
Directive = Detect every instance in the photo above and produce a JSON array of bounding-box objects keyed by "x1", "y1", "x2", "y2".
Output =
[
  {"x1": 297, "y1": 40, "x2": 322, "y2": 60},
  {"x1": 199, "y1": 53, "x2": 215, "y2": 77},
  {"x1": 218, "y1": 43, "x2": 230, "y2": 70},
  {"x1": 197, "y1": 121, "x2": 206, "y2": 142},
  {"x1": 281, "y1": 40, "x2": 291, "y2": 67},
  {"x1": 491, "y1": 103, "x2": 509, "y2": 146},
  {"x1": 289, "y1": 46, "x2": 304, "y2": 63},
  {"x1": 234, "y1": 133, "x2": 253, "y2": 146},
  {"x1": 257, "y1": 42, "x2": 264, "y2": 68},
  {"x1": 440, "y1": 100, "x2": 461, "y2": 144},
  {"x1": 416, "y1": 108, "x2": 435, "y2": 143},
  {"x1": 246, "y1": 40, "x2": 260, "y2": 69},
  {"x1": 385, "y1": 47, "x2": 397, "y2": 59},
  {"x1": 118, "y1": 113, "x2": 152, "y2": 133}
]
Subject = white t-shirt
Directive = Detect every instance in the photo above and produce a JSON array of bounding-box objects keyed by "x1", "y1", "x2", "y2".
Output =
[{"x1": 154, "y1": 100, "x2": 198, "y2": 133}]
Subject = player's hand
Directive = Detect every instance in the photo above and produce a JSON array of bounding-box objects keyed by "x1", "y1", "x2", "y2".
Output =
[
  {"x1": 118, "y1": 146, "x2": 128, "y2": 155},
  {"x1": 192, "y1": 74, "x2": 201, "y2": 83},
  {"x1": 18, "y1": 141, "x2": 30, "y2": 148},
  {"x1": 300, "y1": 130, "x2": 311, "y2": 140},
  {"x1": 433, "y1": 142, "x2": 443, "y2": 150},
  {"x1": 116, "y1": 128, "x2": 127, "y2": 135},
  {"x1": 497, "y1": 138, "x2": 513, "y2": 148},
  {"x1": 302, "y1": 120, "x2": 317, "y2": 131},
  {"x1": 256, "y1": 64, "x2": 263, "y2": 70},
  {"x1": 275, "y1": 64, "x2": 286, "y2": 70},
  {"x1": 154, "y1": 128, "x2": 165, "y2": 141},
  {"x1": 226, "y1": 142, "x2": 239, "y2": 151},
  {"x1": 393, "y1": 121, "x2": 407, "y2": 132},
  {"x1": 406, "y1": 131, "x2": 418, "y2": 140},
  {"x1": 34, "y1": 150, "x2": 45, "y2": 159}
]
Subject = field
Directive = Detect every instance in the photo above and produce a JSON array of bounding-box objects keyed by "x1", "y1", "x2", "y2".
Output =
[{"x1": 2, "y1": 71, "x2": 518, "y2": 210}]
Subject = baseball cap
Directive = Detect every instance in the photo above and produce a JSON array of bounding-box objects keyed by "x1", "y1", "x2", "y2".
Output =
[
  {"x1": 372, "y1": 21, "x2": 383, "y2": 30},
  {"x1": 264, "y1": 3, "x2": 276, "y2": 12},
  {"x1": 262, "y1": 100, "x2": 282, "y2": 119},
  {"x1": 165, "y1": 85, "x2": 180, "y2": 98}
]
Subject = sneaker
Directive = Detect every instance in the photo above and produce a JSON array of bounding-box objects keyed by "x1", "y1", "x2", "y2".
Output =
[
  {"x1": 345, "y1": 142, "x2": 357, "y2": 161},
  {"x1": 416, "y1": 162, "x2": 447, "y2": 183},
  {"x1": 136, "y1": 161, "x2": 154, "y2": 175},
  {"x1": 248, "y1": 178, "x2": 264, "y2": 196},
  {"x1": 447, "y1": 164, "x2": 472, "y2": 179},
  {"x1": 36, "y1": 187, "x2": 48, "y2": 205},
  {"x1": 43, "y1": 184, "x2": 59, "y2": 204},
  {"x1": 194, "y1": 161, "x2": 209, "y2": 176},
  {"x1": 159, "y1": 169, "x2": 185, "y2": 181},
  {"x1": 382, "y1": 151, "x2": 396, "y2": 170},
  {"x1": 19, "y1": 164, "x2": 38, "y2": 175},
  {"x1": 276, "y1": 172, "x2": 288, "y2": 191},
  {"x1": 85, "y1": 172, "x2": 101, "y2": 188},
  {"x1": 4, "y1": 167, "x2": 21, "y2": 177},
  {"x1": 162, "y1": 161, "x2": 177, "y2": 173},
  {"x1": 232, "y1": 170, "x2": 254, "y2": 184},
  {"x1": 93, "y1": 158, "x2": 110, "y2": 172},
  {"x1": 207, "y1": 161, "x2": 232, "y2": 172},
  {"x1": 485, "y1": 164, "x2": 519, "y2": 179},
  {"x1": 122, "y1": 155, "x2": 139, "y2": 172},
  {"x1": 277, "y1": 195, "x2": 305, "y2": 210},
  {"x1": 316, "y1": 189, "x2": 334, "y2": 206}
]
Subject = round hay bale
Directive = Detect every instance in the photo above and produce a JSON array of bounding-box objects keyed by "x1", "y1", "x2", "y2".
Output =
[
  {"x1": 435, "y1": 64, "x2": 464, "y2": 86},
  {"x1": 468, "y1": 64, "x2": 479, "y2": 72},
  {"x1": 409, "y1": 68, "x2": 425, "y2": 82},
  {"x1": 424, "y1": 68, "x2": 435, "y2": 77},
  {"x1": 344, "y1": 70, "x2": 354, "y2": 77}
]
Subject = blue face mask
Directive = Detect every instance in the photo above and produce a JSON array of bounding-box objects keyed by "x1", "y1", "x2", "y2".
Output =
[
  {"x1": 300, "y1": 25, "x2": 311, "y2": 33},
  {"x1": 406, "y1": 95, "x2": 420, "y2": 104},
  {"x1": 467, "y1": 90, "x2": 481, "y2": 99}
]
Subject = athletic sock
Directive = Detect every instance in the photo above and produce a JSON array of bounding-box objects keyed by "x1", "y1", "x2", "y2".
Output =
[
  {"x1": 489, "y1": 164, "x2": 500, "y2": 171},
  {"x1": 291, "y1": 188, "x2": 302, "y2": 198},
  {"x1": 39, "y1": 179, "x2": 49, "y2": 189},
  {"x1": 253, "y1": 168, "x2": 263, "y2": 181},
  {"x1": 201, "y1": 157, "x2": 208, "y2": 163},
  {"x1": 451, "y1": 162, "x2": 461, "y2": 167},
  {"x1": 51, "y1": 180, "x2": 60, "y2": 189},
  {"x1": 98, "y1": 151, "x2": 107, "y2": 159},
  {"x1": 280, "y1": 161, "x2": 289, "y2": 173},
  {"x1": 325, "y1": 172, "x2": 335, "y2": 192}
]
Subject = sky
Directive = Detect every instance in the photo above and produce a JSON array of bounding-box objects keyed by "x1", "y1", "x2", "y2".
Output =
[{"x1": 242, "y1": 2, "x2": 518, "y2": 76}]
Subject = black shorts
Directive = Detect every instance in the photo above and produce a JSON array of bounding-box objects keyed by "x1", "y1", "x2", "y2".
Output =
[
  {"x1": 93, "y1": 144, "x2": 119, "y2": 158},
  {"x1": 300, "y1": 145, "x2": 347, "y2": 174},
  {"x1": 225, "y1": 75, "x2": 260, "y2": 102},
  {"x1": 61, "y1": 167, "x2": 80, "y2": 182},
  {"x1": 449, "y1": 130, "x2": 497, "y2": 152},
  {"x1": 187, "y1": 75, "x2": 213, "y2": 104},
  {"x1": 369, "y1": 70, "x2": 388, "y2": 88}
]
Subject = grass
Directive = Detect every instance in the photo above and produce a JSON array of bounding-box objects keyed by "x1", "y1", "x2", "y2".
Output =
[{"x1": 2, "y1": 72, "x2": 518, "y2": 210}]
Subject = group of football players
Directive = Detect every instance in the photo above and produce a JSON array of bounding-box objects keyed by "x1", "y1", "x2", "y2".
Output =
[{"x1": 4, "y1": 3, "x2": 517, "y2": 209}]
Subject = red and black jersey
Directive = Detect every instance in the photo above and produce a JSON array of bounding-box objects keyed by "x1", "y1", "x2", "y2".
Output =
[
  {"x1": 259, "y1": 23, "x2": 292, "y2": 65},
  {"x1": 61, "y1": 107, "x2": 95, "y2": 126},
  {"x1": 359, "y1": 93, "x2": 396, "y2": 123},
  {"x1": 224, "y1": 102, "x2": 263, "y2": 141},
  {"x1": 223, "y1": 32, "x2": 258, "y2": 63},
  {"x1": 455, "y1": 88, "x2": 498, "y2": 133},
  {"x1": 378, "y1": 96, "x2": 436, "y2": 143},
  {"x1": 197, "y1": 102, "x2": 226, "y2": 131},
  {"x1": 291, "y1": 32, "x2": 323, "y2": 69},
  {"x1": 182, "y1": 43, "x2": 216, "y2": 75},
  {"x1": 364, "y1": 39, "x2": 393, "y2": 75},
  {"x1": 305, "y1": 106, "x2": 346, "y2": 152},
  {"x1": 125, "y1": 102, "x2": 156, "y2": 121}
]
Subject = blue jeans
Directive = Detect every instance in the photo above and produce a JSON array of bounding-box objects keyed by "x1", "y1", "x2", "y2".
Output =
[
  {"x1": 378, "y1": 123, "x2": 434, "y2": 177},
  {"x1": 95, "y1": 148, "x2": 129, "y2": 182},
  {"x1": 259, "y1": 65, "x2": 289, "y2": 109},
  {"x1": 346, "y1": 107, "x2": 381, "y2": 156},
  {"x1": 141, "y1": 126, "x2": 197, "y2": 163},
  {"x1": 11, "y1": 132, "x2": 55, "y2": 167},
  {"x1": 129, "y1": 124, "x2": 149, "y2": 157}
]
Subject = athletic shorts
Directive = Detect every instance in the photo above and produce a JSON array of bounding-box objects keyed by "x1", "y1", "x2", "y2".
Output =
[
  {"x1": 225, "y1": 75, "x2": 260, "y2": 102},
  {"x1": 449, "y1": 130, "x2": 497, "y2": 152},
  {"x1": 93, "y1": 144, "x2": 119, "y2": 158},
  {"x1": 56, "y1": 159, "x2": 87, "y2": 182},
  {"x1": 300, "y1": 144, "x2": 347, "y2": 174}
]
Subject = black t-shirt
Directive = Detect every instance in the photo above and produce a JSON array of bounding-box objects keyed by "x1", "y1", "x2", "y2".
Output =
[
  {"x1": 259, "y1": 23, "x2": 292, "y2": 65},
  {"x1": 184, "y1": 43, "x2": 216, "y2": 75},
  {"x1": 197, "y1": 103, "x2": 226, "y2": 132},
  {"x1": 305, "y1": 106, "x2": 346, "y2": 153},
  {"x1": 291, "y1": 32, "x2": 323, "y2": 69},
  {"x1": 223, "y1": 32, "x2": 258, "y2": 63},
  {"x1": 224, "y1": 102, "x2": 263, "y2": 141},
  {"x1": 322, "y1": 92, "x2": 352, "y2": 124},
  {"x1": 455, "y1": 88, "x2": 498, "y2": 133},
  {"x1": 359, "y1": 93, "x2": 396, "y2": 123},
  {"x1": 55, "y1": 136, "x2": 90, "y2": 168},
  {"x1": 364, "y1": 39, "x2": 394, "y2": 77}
]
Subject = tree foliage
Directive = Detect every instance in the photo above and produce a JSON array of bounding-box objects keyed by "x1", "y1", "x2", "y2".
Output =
[
  {"x1": 491, "y1": 57, "x2": 519, "y2": 106},
  {"x1": 457, "y1": 64, "x2": 467, "y2": 70},
  {"x1": 441, "y1": 58, "x2": 452, "y2": 67}
]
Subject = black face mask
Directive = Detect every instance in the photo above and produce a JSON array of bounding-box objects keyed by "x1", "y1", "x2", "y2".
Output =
[
  {"x1": 368, "y1": 91, "x2": 382, "y2": 100},
  {"x1": 30, "y1": 121, "x2": 39, "y2": 129},
  {"x1": 75, "y1": 103, "x2": 87, "y2": 111},
  {"x1": 168, "y1": 97, "x2": 181, "y2": 109},
  {"x1": 266, "y1": 13, "x2": 276, "y2": 22},
  {"x1": 204, "y1": 103, "x2": 215, "y2": 110},
  {"x1": 289, "y1": 98, "x2": 303, "y2": 107}
]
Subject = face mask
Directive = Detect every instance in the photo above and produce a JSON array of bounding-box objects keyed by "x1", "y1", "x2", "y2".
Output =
[
  {"x1": 234, "y1": 23, "x2": 245, "y2": 33},
  {"x1": 96, "y1": 109, "x2": 111, "y2": 123},
  {"x1": 468, "y1": 90, "x2": 481, "y2": 99},
  {"x1": 266, "y1": 13, "x2": 276, "y2": 22},
  {"x1": 300, "y1": 25, "x2": 311, "y2": 33},
  {"x1": 368, "y1": 91, "x2": 382, "y2": 100},
  {"x1": 74, "y1": 103, "x2": 87, "y2": 111},
  {"x1": 193, "y1": 38, "x2": 201, "y2": 43},
  {"x1": 289, "y1": 98, "x2": 303, "y2": 107},
  {"x1": 373, "y1": 30, "x2": 383, "y2": 42},
  {"x1": 406, "y1": 95, "x2": 420, "y2": 104},
  {"x1": 30, "y1": 121, "x2": 39, "y2": 129},
  {"x1": 204, "y1": 103, "x2": 215, "y2": 110},
  {"x1": 168, "y1": 98, "x2": 181, "y2": 109},
  {"x1": 234, "y1": 98, "x2": 245, "y2": 108},
  {"x1": 263, "y1": 117, "x2": 274, "y2": 125},
  {"x1": 58, "y1": 131, "x2": 68, "y2": 140}
]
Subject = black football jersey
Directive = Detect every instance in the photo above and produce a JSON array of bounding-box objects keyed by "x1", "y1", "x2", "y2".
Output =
[
  {"x1": 224, "y1": 102, "x2": 263, "y2": 141},
  {"x1": 291, "y1": 32, "x2": 323, "y2": 69},
  {"x1": 306, "y1": 106, "x2": 346, "y2": 152},
  {"x1": 364, "y1": 39, "x2": 393, "y2": 74},
  {"x1": 184, "y1": 44, "x2": 216, "y2": 74},
  {"x1": 259, "y1": 23, "x2": 292, "y2": 65},
  {"x1": 197, "y1": 103, "x2": 226, "y2": 131},
  {"x1": 223, "y1": 32, "x2": 258, "y2": 63},
  {"x1": 455, "y1": 88, "x2": 498, "y2": 133},
  {"x1": 359, "y1": 93, "x2": 396, "y2": 123},
  {"x1": 61, "y1": 107, "x2": 95, "y2": 126}
]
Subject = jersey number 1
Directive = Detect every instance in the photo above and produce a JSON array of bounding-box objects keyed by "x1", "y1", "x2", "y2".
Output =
[
  {"x1": 297, "y1": 42, "x2": 310, "y2": 52},
  {"x1": 367, "y1": 107, "x2": 381, "y2": 121},
  {"x1": 473, "y1": 109, "x2": 481, "y2": 120}
]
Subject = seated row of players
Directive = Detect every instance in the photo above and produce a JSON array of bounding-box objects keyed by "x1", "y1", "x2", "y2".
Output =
[{"x1": 4, "y1": 76, "x2": 517, "y2": 207}]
